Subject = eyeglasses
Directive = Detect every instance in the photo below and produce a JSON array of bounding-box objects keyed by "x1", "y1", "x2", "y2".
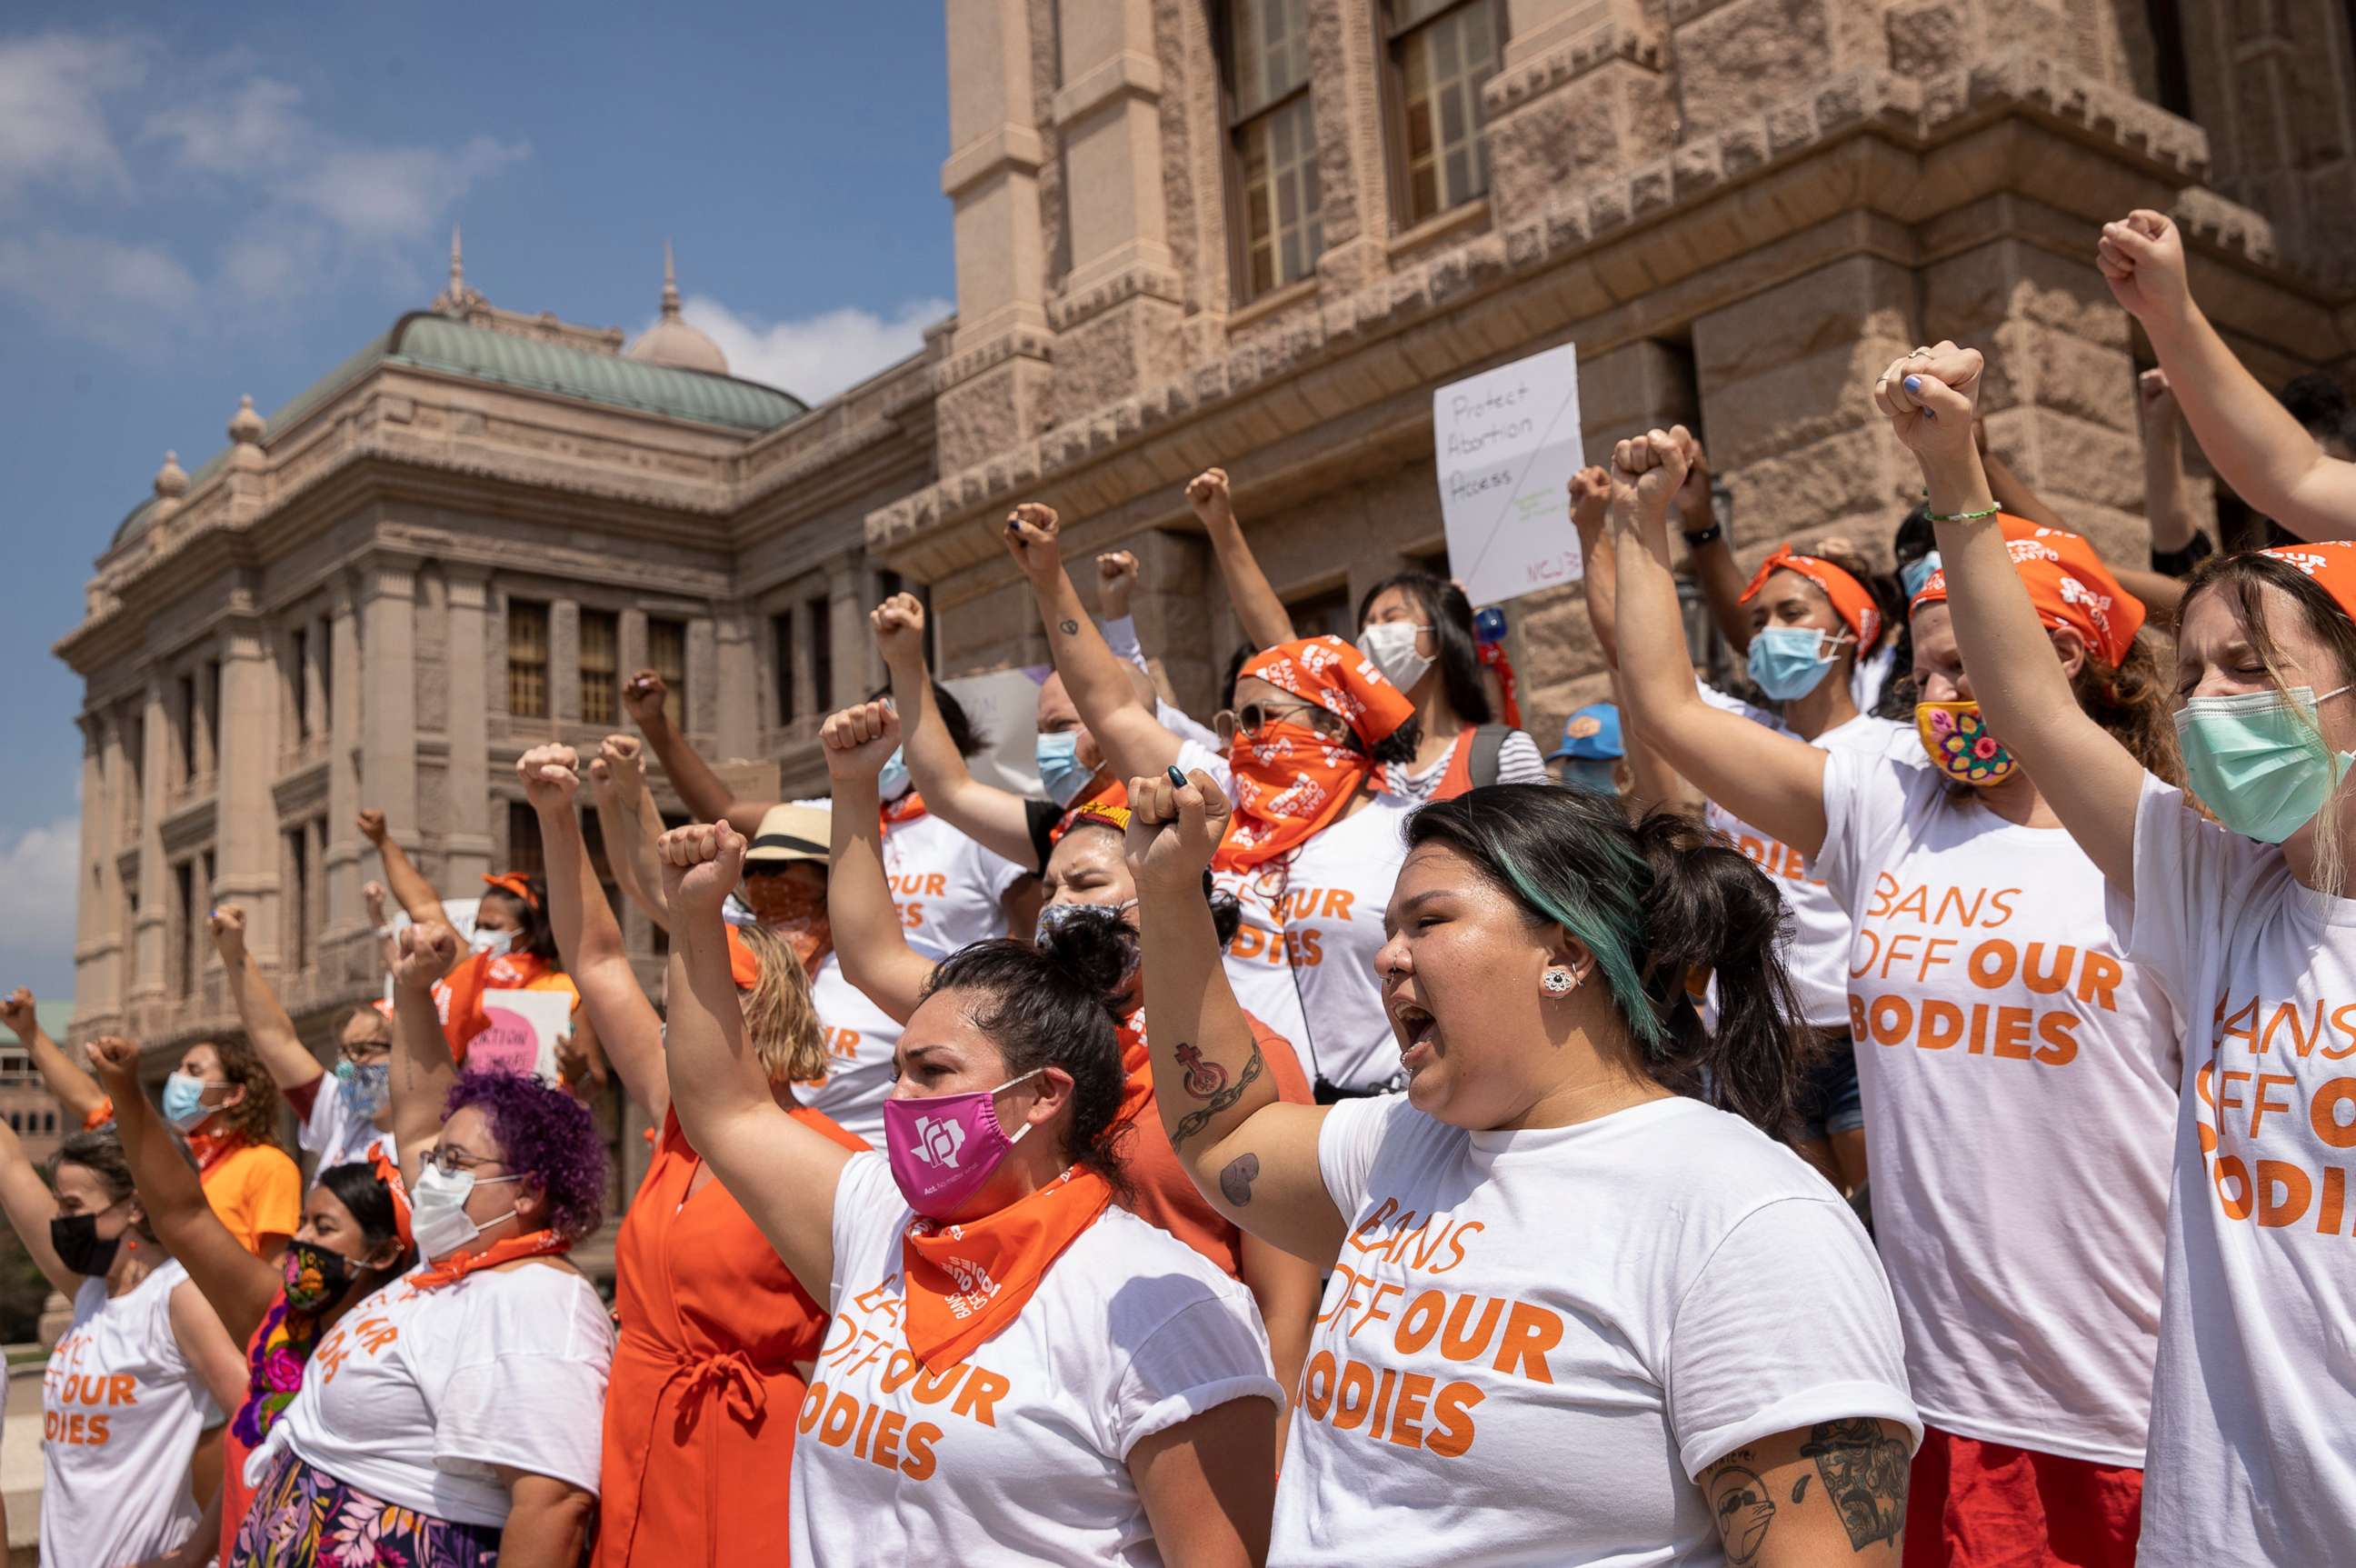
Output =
[
  {"x1": 339, "y1": 1038, "x2": 392, "y2": 1064},
  {"x1": 422, "y1": 1144, "x2": 508, "y2": 1178},
  {"x1": 1213, "y1": 699, "x2": 1330, "y2": 744}
]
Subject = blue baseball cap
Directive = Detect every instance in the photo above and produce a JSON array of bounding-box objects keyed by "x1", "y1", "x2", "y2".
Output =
[{"x1": 1549, "y1": 703, "x2": 1622, "y2": 761}]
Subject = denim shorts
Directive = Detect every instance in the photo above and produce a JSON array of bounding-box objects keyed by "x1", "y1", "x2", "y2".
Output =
[{"x1": 1797, "y1": 1031, "x2": 1864, "y2": 1138}]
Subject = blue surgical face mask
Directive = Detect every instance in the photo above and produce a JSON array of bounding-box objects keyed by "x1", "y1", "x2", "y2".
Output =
[
  {"x1": 2175, "y1": 684, "x2": 2356, "y2": 843},
  {"x1": 161, "y1": 1072, "x2": 219, "y2": 1133},
  {"x1": 1746, "y1": 625, "x2": 1847, "y2": 702},
  {"x1": 1034, "y1": 731, "x2": 1093, "y2": 808},
  {"x1": 876, "y1": 749, "x2": 913, "y2": 804},
  {"x1": 1901, "y1": 552, "x2": 1942, "y2": 600},
  {"x1": 333, "y1": 1058, "x2": 391, "y2": 1122}
]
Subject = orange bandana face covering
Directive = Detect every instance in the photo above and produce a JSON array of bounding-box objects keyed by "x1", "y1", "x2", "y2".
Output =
[
  {"x1": 744, "y1": 879, "x2": 833, "y2": 975},
  {"x1": 1742, "y1": 547, "x2": 1884, "y2": 654},
  {"x1": 900, "y1": 1165, "x2": 1113, "y2": 1373},
  {"x1": 1910, "y1": 515, "x2": 2143, "y2": 669},
  {"x1": 1218, "y1": 636, "x2": 1417, "y2": 871}
]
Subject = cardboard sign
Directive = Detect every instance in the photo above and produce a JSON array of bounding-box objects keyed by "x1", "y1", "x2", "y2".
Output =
[
  {"x1": 1434, "y1": 342, "x2": 1585, "y2": 605},
  {"x1": 467, "y1": 989, "x2": 574, "y2": 1084}
]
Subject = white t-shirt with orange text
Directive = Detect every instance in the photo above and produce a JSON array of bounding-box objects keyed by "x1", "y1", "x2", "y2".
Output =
[
  {"x1": 1175, "y1": 737, "x2": 1316, "y2": 1083},
  {"x1": 2127, "y1": 774, "x2": 2356, "y2": 1564},
  {"x1": 1275, "y1": 794, "x2": 1415, "y2": 1095},
  {"x1": 883, "y1": 811, "x2": 1028, "y2": 959},
  {"x1": 1273, "y1": 1094, "x2": 1918, "y2": 1566},
  {"x1": 1817, "y1": 751, "x2": 2178, "y2": 1464},
  {"x1": 807, "y1": 953, "x2": 909, "y2": 1147},
  {"x1": 1697, "y1": 685, "x2": 1922, "y2": 1029},
  {"x1": 42, "y1": 1261, "x2": 212, "y2": 1568},
  {"x1": 792, "y1": 1153, "x2": 1283, "y2": 1567}
]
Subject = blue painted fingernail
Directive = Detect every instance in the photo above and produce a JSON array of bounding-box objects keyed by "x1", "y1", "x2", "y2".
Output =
[
  {"x1": 1903, "y1": 375, "x2": 1922, "y2": 395},
  {"x1": 1167, "y1": 765, "x2": 1187, "y2": 785}
]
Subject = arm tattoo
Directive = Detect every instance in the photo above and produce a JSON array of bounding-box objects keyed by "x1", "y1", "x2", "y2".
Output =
[
  {"x1": 1790, "y1": 1475, "x2": 1811, "y2": 1504},
  {"x1": 1802, "y1": 1420, "x2": 1909, "y2": 1553},
  {"x1": 1217, "y1": 1153, "x2": 1261, "y2": 1207},
  {"x1": 1702, "y1": 1451, "x2": 1775, "y2": 1566},
  {"x1": 1058, "y1": 618, "x2": 1080, "y2": 636},
  {"x1": 1175, "y1": 1043, "x2": 1227, "y2": 1097},
  {"x1": 1166, "y1": 1038, "x2": 1263, "y2": 1151}
]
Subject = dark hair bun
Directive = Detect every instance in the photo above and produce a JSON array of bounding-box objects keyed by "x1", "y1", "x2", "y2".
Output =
[{"x1": 1034, "y1": 905, "x2": 1140, "y2": 1010}]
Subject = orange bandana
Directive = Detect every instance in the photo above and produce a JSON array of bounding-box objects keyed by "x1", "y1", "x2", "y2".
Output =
[
  {"x1": 411, "y1": 1228, "x2": 572, "y2": 1291},
  {"x1": 187, "y1": 1129, "x2": 239, "y2": 1180},
  {"x1": 2260, "y1": 542, "x2": 2356, "y2": 620},
  {"x1": 900, "y1": 1165, "x2": 1113, "y2": 1373},
  {"x1": 1217, "y1": 637, "x2": 1415, "y2": 871},
  {"x1": 1742, "y1": 546, "x2": 1885, "y2": 654},
  {"x1": 1911, "y1": 514, "x2": 2143, "y2": 668},
  {"x1": 882, "y1": 791, "x2": 930, "y2": 828},
  {"x1": 481, "y1": 873, "x2": 539, "y2": 909},
  {"x1": 368, "y1": 1141, "x2": 413, "y2": 1253},
  {"x1": 751, "y1": 881, "x2": 834, "y2": 977},
  {"x1": 722, "y1": 925, "x2": 764, "y2": 989},
  {"x1": 436, "y1": 950, "x2": 555, "y2": 1064}
]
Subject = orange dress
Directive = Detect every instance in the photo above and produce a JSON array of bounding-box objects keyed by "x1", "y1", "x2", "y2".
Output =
[{"x1": 595, "y1": 1104, "x2": 865, "y2": 1568}]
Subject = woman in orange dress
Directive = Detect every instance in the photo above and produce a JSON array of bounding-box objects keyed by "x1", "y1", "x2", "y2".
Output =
[{"x1": 518, "y1": 744, "x2": 861, "y2": 1566}]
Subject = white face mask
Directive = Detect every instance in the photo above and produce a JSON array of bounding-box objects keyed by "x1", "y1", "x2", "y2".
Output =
[
  {"x1": 408, "y1": 1162, "x2": 521, "y2": 1261},
  {"x1": 1357, "y1": 621, "x2": 1433, "y2": 692},
  {"x1": 470, "y1": 928, "x2": 517, "y2": 959}
]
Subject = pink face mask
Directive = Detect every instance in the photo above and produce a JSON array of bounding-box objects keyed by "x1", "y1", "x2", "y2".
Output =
[{"x1": 884, "y1": 1068, "x2": 1043, "y2": 1220}]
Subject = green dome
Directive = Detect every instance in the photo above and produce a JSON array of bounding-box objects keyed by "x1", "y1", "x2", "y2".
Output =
[{"x1": 111, "y1": 312, "x2": 807, "y2": 548}]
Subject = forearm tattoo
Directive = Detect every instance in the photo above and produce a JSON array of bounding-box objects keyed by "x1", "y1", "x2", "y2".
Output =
[
  {"x1": 1058, "y1": 618, "x2": 1080, "y2": 635},
  {"x1": 1166, "y1": 1037, "x2": 1263, "y2": 1151}
]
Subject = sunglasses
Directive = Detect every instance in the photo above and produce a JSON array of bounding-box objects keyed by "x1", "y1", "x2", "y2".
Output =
[{"x1": 1213, "y1": 699, "x2": 1333, "y2": 744}]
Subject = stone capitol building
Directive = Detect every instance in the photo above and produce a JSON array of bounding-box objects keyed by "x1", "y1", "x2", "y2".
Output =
[{"x1": 55, "y1": 0, "x2": 2354, "y2": 1200}]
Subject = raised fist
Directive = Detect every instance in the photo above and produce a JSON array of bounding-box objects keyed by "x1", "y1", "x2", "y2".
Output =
[
  {"x1": 355, "y1": 809, "x2": 389, "y2": 845},
  {"x1": 362, "y1": 881, "x2": 389, "y2": 921},
  {"x1": 1872, "y1": 342, "x2": 1984, "y2": 463},
  {"x1": 821, "y1": 701, "x2": 903, "y2": 784},
  {"x1": 207, "y1": 904, "x2": 248, "y2": 961},
  {"x1": 1095, "y1": 551, "x2": 1141, "y2": 619},
  {"x1": 1611, "y1": 426, "x2": 1693, "y2": 524},
  {"x1": 2139, "y1": 366, "x2": 2177, "y2": 429},
  {"x1": 85, "y1": 1035, "x2": 141, "y2": 1084},
  {"x1": 1568, "y1": 465, "x2": 1614, "y2": 535},
  {"x1": 0, "y1": 988, "x2": 35, "y2": 1040},
  {"x1": 1123, "y1": 767, "x2": 1233, "y2": 889},
  {"x1": 999, "y1": 503, "x2": 1063, "y2": 580},
  {"x1": 870, "y1": 594, "x2": 928, "y2": 669},
  {"x1": 395, "y1": 922, "x2": 461, "y2": 991},
  {"x1": 622, "y1": 671, "x2": 670, "y2": 730},
  {"x1": 2097, "y1": 210, "x2": 2192, "y2": 327},
  {"x1": 657, "y1": 822, "x2": 746, "y2": 916},
  {"x1": 1184, "y1": 468, "x2": 1233, "y2": 524},
  {"x1": 517, "y1": 744, "x2": 581, "y2": 811}
]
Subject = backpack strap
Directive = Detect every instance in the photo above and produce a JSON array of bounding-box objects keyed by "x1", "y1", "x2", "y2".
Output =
[{"x1": 1469, "y1": 724, "x2": 1512, "y2": 790}]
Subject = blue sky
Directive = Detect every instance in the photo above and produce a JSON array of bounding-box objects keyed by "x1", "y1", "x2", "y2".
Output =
[{"x1": 0, "y1": 4, "x2": 953, "y2": 1000}]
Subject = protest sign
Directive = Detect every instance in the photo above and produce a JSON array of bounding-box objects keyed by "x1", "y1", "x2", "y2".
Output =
[
  {"x1": 468, "y1": 988, "x2": 574, "y2": 1083},
  {"x1": 1434, "y1": 342, "x2": 1584, "y2": 606}
]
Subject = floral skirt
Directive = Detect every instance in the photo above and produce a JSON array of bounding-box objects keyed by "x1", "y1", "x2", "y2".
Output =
[{"x1": 230, "y1": 1451, "x2": 504, "y2": 1567}]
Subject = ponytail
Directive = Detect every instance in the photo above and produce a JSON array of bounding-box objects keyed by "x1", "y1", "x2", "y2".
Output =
[{"x1": 1405, "y1": 785, "x2": 1812, "y2": 1137}]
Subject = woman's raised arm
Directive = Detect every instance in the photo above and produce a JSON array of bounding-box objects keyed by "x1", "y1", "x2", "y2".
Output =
[
  {"x1": 388, "y1": 923, "x2": 463, "y2": 1193},
  {"x1": 823, "y1": 703, "x2": 941, "y2": 1024}
]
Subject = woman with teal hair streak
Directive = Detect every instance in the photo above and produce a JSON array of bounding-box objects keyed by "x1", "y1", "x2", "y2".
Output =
[{"x1": 1119, "y1": 767, "x2": 1921, "y2": 1566}]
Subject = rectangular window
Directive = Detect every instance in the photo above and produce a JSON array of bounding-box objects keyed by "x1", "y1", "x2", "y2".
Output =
[
  {"x1": 177, "y1": 674, "x2": 198, "y2": 783},
  {"x1": 175, "y1": 861, "x2": 195, "y2": 996},
  {"x1": 580, "y1": 609, "x2": 620, "y2": 726},
  {"x1": 2145, "y1": 0, "x2": 2192, "y2": 117},
  {"x1": 204, "y1": 659, "x2": 221, "y2": 775},
  {"x1": 1390, "y1": 0, "x2": 1502, "y2": 225},
  {"x1": 508, "y1": 599, "x2": 550, "y2": 719},
  {"x1": 648, "y1": 618, "x2": 688, "y2": 730},
  {"x1": 1284, "y1": 584, "x2": 1354, "y2": 643},
  {"x1": 286, "y1": 829, "x2": 309, "y2": 973},
  {"x1": 806, "y1": 596, "x2": 834, "y2": 715},
  {"x1": 507, "y1": 801, "x2": 545, "y2": 880},
  {"x1": 773, "y1": 612, "x2": 796, "y2": 726},
  {"x1": 289, "y1": 626, "x2": 311, "y2": 743},
  {"x1": 1229, "y1": 0, "x2": 1322, "y2": 297}
]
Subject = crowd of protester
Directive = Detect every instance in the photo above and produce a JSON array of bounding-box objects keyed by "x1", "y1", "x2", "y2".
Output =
[{"x1": 3, "y1": 205, "x2": 2351, "y2": 1565}]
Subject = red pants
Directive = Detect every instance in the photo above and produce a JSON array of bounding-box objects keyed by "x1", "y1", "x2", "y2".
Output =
[{"x1": 1903, "y1": 1427, "x2": 2141, "y2": 1567}]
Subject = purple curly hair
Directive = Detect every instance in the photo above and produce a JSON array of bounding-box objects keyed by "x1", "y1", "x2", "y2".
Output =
[{"x1": 443, "y1": 1071, "x2": 608, "y2": 1243}]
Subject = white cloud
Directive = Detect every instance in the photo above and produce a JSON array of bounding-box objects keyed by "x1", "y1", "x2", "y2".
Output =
[
  {"x1": 679, "y1": 295, "x2": 951, "y2": 403},
  {"x1": 0, "y1": 231, "x2": 199, "y2": 352},
  {"x1": 145, "y1": 75, "x2": 304, "y2": 175},
  {"x1": 0, "y1": 32, "x2": 145, "y2": 199},
  {"x1": 0, "y1": 817, "x2": 80, "y2": 996},
  {"x1": 294, "y1": 135, "x2": 530, "y2": 242}
]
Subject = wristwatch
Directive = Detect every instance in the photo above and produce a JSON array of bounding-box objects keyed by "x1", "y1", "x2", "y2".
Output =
[{"x1": 2150, "y1": 531, "x2": 2215, "y2": 578}]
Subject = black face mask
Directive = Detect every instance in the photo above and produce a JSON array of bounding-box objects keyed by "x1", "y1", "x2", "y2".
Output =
[
  {"x1": 282, "y1": 1239, "x2": 363, "y2": 1313},
  {"x1": 50, "y1": 1212, "x2": 123, "y2": 1278}
]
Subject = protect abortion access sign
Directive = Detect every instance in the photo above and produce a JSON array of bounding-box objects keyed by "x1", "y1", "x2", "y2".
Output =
[{"x1": 1433, "y1": 342, "x2": 1584, "y2": 606}]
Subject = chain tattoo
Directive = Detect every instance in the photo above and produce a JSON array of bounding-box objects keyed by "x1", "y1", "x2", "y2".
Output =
[{"x1": 1166, "y1": 1038, "x2": 1263, "y2": 1152}]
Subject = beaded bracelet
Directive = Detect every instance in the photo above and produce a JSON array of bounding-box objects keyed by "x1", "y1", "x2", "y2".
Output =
[{"x1": 1926, "y1": 504, "x2": 2000, "y2": 524}]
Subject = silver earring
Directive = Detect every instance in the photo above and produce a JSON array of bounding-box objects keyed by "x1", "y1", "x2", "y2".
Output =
[{"x1": 1541, "y1": 967, "x2": 1577, "y2": 996}]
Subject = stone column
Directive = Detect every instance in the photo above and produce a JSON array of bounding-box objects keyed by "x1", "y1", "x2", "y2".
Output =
[
  {"x1": 1484, "y1": 0, "x2": 1670, "y2": 222},
  {"x1": 1922, "y1": 232, "x2": 2144, "y2": 564},
  {"x1": 442, "y1": 566, "x2": 494, "y2": 890},
  {"x1": 1303, "y1": 0, "x2": 1395, "y2": 295},
  {"x1": 73, "y1": 713, "x2": 117, "y2": 1021},
  {"x1": 686, "y1": 617, "x2": 720, "y2": 739},
  {"x1": 825, "y1": 561, "x2": 864, "y2": 711},
  {"x1": 211, "y1": 619, "x2": 280, "y2": 956},
  {"x1": 549, "y1": 599, "x2": 582, "y2": 734},
  {"x1": 358, "y1": 561, "x2": 419, "y2": 888},
  {"x1": 131, "y1": 676, "x2": 169, "y2": 1009},
  {"x1": 936, "y1": 0, "x2": 1054, "y2": 473},
  {"x1": 710, "y1": 609, "x2": 759, "y2": 761},
  {"x1": 324, "y1": 581, "x2": 364, "y2": 939}
]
